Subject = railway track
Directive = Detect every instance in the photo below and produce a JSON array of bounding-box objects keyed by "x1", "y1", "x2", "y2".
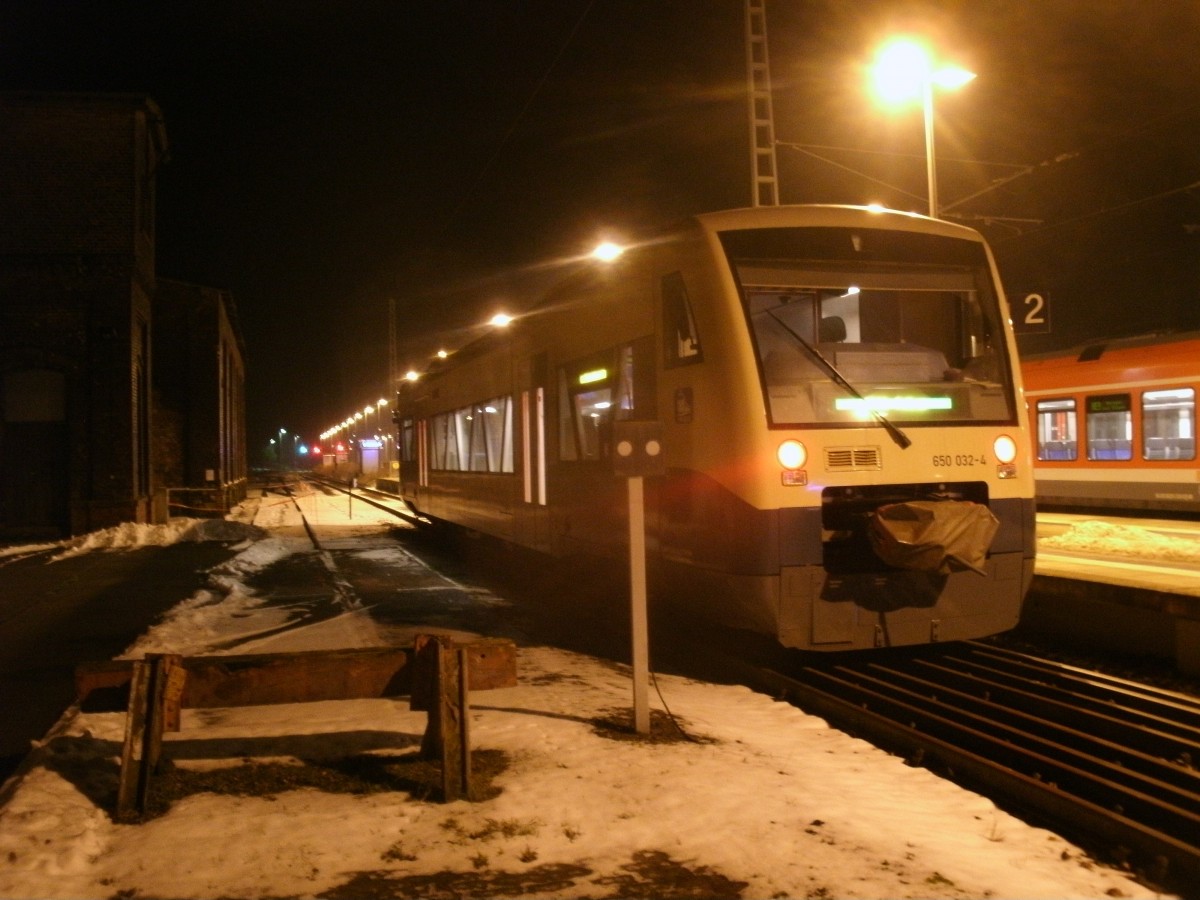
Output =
[
  {"x1": 301, "y1": 472, "x2": 423, "y2": 523},
  {"x1": 739, "y1": 641, "x2": 1200, "y2": 896}
]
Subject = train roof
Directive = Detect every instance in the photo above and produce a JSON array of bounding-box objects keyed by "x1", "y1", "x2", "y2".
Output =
[
  {"x1": 1021, "y1": 329, "x2": 1200, "y2": 393},
  {"x1": 1022, "y1": 329, "x2": 1200, "y2": 365},
  {"x1": 692, "y1": 204, "x2": 988, "y2": 242},
  {"x1": 404, "y1": 204, "x2": 995, "y2": 389}
]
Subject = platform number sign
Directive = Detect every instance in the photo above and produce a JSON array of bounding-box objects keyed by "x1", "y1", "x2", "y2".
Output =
[{"x1": 1012, "y1": 291, "x2": 1051, "y2": 334}]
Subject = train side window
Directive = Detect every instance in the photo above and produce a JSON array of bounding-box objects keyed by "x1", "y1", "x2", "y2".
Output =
[
  {"x1": 559, "y1": 355, "x2": 614, "y2": 461},
  {"x1": 1085, "y1": 393, "x2": 1132, "y2": 461},
  {"x1": 1142, "y1": 387, "x2": 1195, "y2": 460},
  {"x1": 574, "y1": 387, "x2": 612, "y2": 459},
  {"x1": 615, "y1": 336, "x2": 658, "y2": 420},
  {"x1": 450, "y1": 408, "x2": 471, "y2": 470},
  {"x1": 1035, "y1": 398, "x2": 1077, "y2": 461},
  {"x1": 481, "y1": 396, "x2": 514, "y2": 473},
  {"x1": 467, "y1": 406, "x2": 489, "y2": 471},
  {"x1": 427, "y1": 400, "x2": 514, "y2": 473},
  {"x1": 662, "y1": 272, "x2": 703, "y2": 368},
  {"x1": 430, "y1": 412, "x2": 450, "y2": 470}
]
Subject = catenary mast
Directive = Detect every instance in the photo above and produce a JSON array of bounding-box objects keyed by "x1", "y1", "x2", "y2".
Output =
[{"x1": 745, "y1": 0, "x2": 780, "y2": 206}]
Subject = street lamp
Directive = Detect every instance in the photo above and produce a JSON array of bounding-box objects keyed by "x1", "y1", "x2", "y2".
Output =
[{"x1": 870, "y1": 38, "x2": 974, "y2": 218}]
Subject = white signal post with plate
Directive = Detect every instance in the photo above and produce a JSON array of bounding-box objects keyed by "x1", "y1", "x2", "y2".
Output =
[{"x1": 613, "y1": 421, "x2": 665, "y2": 734}]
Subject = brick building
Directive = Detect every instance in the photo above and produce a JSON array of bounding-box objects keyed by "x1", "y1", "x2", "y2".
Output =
[
  {"x1": 152, "y1": 279, "x2": 247, "y2": 517},
  {"x1": 1, "y1": 92, "x2": 247, "y2": 540}
]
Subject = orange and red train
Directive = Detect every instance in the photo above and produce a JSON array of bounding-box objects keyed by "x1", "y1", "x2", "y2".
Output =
[{"x1": 1022, "y1": 331, "x2": 1200, "y2": 512}]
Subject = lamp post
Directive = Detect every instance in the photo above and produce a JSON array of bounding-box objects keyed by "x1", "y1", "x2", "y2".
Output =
[{"x1": 871, "y1": 38, "x2": 975, "y2": 218}]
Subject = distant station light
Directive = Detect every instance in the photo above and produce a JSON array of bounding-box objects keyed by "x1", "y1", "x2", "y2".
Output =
[{"x1": 592, "y1": 241, "x2": 624, "y2": 262}]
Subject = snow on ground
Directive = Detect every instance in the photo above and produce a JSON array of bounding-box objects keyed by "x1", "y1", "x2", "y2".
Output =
[
  {"x1": 1041, "y1": 518, "x2": 1200, "y2": 563},
  {"x1": 0, "y1": 493, "x2": 1181, "y2": 899}
]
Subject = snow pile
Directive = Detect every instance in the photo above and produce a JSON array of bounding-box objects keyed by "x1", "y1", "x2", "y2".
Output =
[
  {"x1": 1040, "y1": 519, "x2": 1200, "y2": 563},
  {"x1": 0, "y1": 540, "x2": 59, "y2": 559},
  {"x1": 51, "y1": 518, "x2": 264, "y2": 561}
]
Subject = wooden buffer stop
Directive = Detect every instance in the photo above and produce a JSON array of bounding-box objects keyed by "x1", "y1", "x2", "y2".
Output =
[{"x1": 75, "y1": 635, "x2": 517, "y2": 821}]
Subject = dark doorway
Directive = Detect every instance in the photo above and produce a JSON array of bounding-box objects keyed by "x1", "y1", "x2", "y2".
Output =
[{"x1": 1, "y1": 369, "x2": 69, "y2": 540}]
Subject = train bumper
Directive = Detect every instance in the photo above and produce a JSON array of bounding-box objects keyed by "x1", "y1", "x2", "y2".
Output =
[{"x1": 777, "y1": 549, "x2": 1029, "y2": 649}]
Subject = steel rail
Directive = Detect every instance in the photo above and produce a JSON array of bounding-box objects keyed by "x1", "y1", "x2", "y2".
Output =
[
  {"x1": 303, "y1": 474, "x2": 426, "y2": 524},
  {"x1": 954, "y1": 643, "x2": 1200, "y2": 730},
  {"x1": 900, "y1": 659, "x2": 1200, "y2": 787},
  {"x1": 740, "y1": 653, "x2": 1200, "y2": 897}
]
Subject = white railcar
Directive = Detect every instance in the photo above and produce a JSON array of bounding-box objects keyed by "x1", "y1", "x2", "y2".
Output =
[{"x1": 397, "y1": 205, "x2": 1035, "y2": 650}]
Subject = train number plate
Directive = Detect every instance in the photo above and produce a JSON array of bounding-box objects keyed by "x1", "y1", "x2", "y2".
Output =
[{"x1": 932, "y1": 453, "x2": 987, "y2": 467}]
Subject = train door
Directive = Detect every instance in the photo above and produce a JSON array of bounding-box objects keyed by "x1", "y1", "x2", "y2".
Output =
[
  {"x1": 397, "y1": 412, "x2": 424, "y2": 510},
  {"x1": 517, "y1": 352, "x2": 551, "y2": 551}
]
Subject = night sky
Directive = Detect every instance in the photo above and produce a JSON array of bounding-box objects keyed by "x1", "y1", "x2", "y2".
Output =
[{"x1": 3, "y1": 1, "x2": 1198, "y2": 453}]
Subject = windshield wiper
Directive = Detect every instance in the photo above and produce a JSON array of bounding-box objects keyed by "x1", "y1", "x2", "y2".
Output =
[{"x1": 763, "y1": 309, "x2": 912, "y2": 450}]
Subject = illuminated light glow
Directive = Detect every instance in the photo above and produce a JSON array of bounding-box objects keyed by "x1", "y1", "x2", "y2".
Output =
[
  {"x1": 436, "y1": 349, "x2": 448, "y2": 359},
  {"x1": 378, "y1": 398, "x2": 388, "y2": 406},
  {"x1": 872, "y1": 38, "x2": 931, "y2": 105},
  {"x1": 364, "y1": 405, "x2": 374, "y2": 414},
  {"x1": 777, "y1": 439, "x2": 807, "y2": 470},
  {"x1": 578, "y1": 368, "x2": 609, "y2": 385},
  {"x1": 846, "y1": 285, "x2": 860, "y2": 295},
  {"x1": 592, "y1": 241, "x2": 624, "y2": 262},
  {"x1": 484, "y1": 406, "x2": 497, "y2": 413},
  {"x1": 835, "y1": 395, "x2": 953, "y2": 413},
  {"x1": 312, "y1": 446, "x2": 321, "y2": 455},
  {"x1": 298, "y1": 444, "x2": 308, "y2": 455},
  {"x1": 932, "y1": 66, "x2": 976, "y2": 90},
  {"x1": 490, "y1": 313, "x2": 513, "y2": 327},
  {"x1": 405, "y1": 370, "x2": 420, "y2": 382},
  {"x1": 593, "y1": 401, "x2": 612, "y2": 410},
  {"x1": 354, "y1": 412, "x2": 363, "y2": 420},
  {"x1": 871, "y1": 37, "x2": 974, "y2": 106},
  {"x1": 866, "y1": 203, "x2": 887, "y2": 213},
  {"x1": 993, "y1": 434, "x2": 1018, "y2": 464}
]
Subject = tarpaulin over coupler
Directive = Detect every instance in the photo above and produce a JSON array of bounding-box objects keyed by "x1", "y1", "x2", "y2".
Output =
[{"x1": 868, "y1": 500, "x2": 1000, "y2": 576}]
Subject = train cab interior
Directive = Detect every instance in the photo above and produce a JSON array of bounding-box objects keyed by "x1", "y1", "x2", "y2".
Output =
[{"x1": 747, "y1": 282, "x2": 1013, "y2": 427}]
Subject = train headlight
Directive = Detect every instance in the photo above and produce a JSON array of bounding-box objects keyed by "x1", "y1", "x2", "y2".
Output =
[
  {"x1": 993, "y1": 434, "x2": 1017, "y2": 464},
  {"x1": 777, "y1": 440, "x2": 807, "y2": 470}
]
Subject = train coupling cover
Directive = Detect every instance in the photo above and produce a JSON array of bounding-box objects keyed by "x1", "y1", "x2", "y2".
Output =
[{"x1": 868, "y1": 500, "x2": 1000, "y2": 576}]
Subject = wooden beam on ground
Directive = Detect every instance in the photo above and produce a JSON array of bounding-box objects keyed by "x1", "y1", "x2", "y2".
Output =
[{"x1": 76, "y1": 647, "x2": 414, "y2": 709}]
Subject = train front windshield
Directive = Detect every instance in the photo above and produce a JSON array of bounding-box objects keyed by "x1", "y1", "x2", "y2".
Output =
[{"x1": 721, "y1": 226, "x2": 1018, "y2": 428}]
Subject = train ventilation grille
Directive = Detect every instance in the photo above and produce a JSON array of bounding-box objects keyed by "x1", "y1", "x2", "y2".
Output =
[{"x1": 825, "y1": 446, "x2": 882, "y2": 471}]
